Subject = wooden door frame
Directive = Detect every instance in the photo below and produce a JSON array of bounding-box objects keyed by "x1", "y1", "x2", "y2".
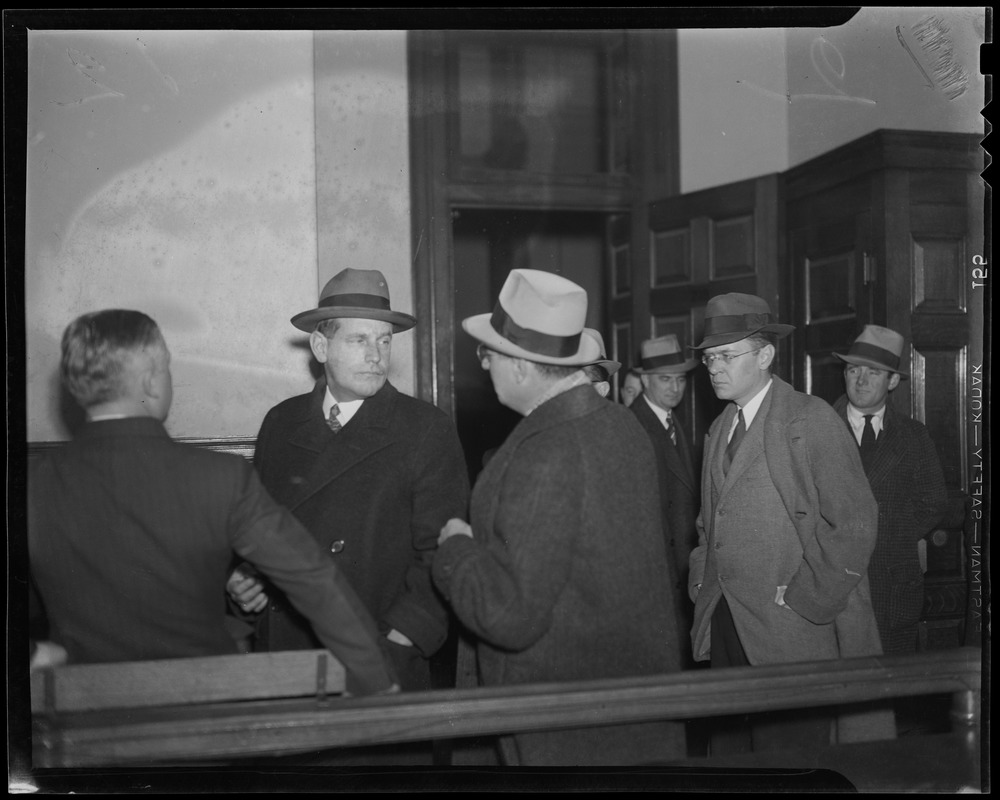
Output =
[{"x1": 407, "y1": 30, "x2": 680, "y2": 416}]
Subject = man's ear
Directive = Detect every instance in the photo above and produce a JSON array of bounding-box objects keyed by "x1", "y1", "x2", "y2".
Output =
[
  {"x1": 309, "y1": 330, "x2": 329, "y2": 364},
  {"x1": 640, "y1": 373, "x2": 651, "y2": 391},
  {"x1": 888, "y1": 372, "x2": 902, "y2": 391},
  {"x1": 511, "y1": 357, "x2": 530, "y2": 383},
  {"x1": 758, "y1": 343, "x2": 776, "y2": 370}
]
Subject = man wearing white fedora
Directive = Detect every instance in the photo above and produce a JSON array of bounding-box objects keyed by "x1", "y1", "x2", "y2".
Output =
[
  {"x1": 631, "y1": 334, "x2": 701, "y2": 666},
  {"x1": 433, "y1": 269, "x2": 686, "y2": 766},
  {"x1": 689, "y1": 292, "x2": 886, "y2": 753},
  {"x1": 227, "y1": 268, "x2": 469, "y2": 763},
  {"x1": 831, "y1": 325, "x2": 948, "y2": 656}
]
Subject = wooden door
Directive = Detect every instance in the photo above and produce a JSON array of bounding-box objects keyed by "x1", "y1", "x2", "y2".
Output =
[{"x1": 636, "y1": 174, "x2": 784, "y2": 448}]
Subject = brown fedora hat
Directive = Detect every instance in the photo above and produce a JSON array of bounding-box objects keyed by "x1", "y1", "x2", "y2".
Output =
[
  {"x1": 834, "y1": 324, "x2": 909, "y2": 378},
  {"x1": 291, "y1": 268, "x2": 417, "y2": 333},
  {"x1": 692, "y1": 293, "x2": 795, "y2": 349},
  {"x1": 636, "y1": 334, "x2": 699, "y2": 374}
]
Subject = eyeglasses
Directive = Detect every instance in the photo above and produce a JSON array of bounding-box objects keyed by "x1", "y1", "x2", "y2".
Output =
[{"x1": 701, "y1": 348, "x2": 760, "y2": 367}]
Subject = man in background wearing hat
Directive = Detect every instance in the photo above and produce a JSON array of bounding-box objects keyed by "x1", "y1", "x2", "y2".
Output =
[
  {"x1": 432, "y1": 269, "x2": 686, "y2": 766},
  {"x1": 228, "y1": 269, "x2": 469, "y2": 715},
  {"x1": 631, "y1": 334, "x2": 701, "y2": 664},
  {"x1": 580, "y1": 327, "x2": 621, "y2": 397},
  {"x1": 689, "y1": 293, "x2": 885, "y2": 754},
  {"x1": 831, "y1": 325, "x2": 948, "y2": 656}
]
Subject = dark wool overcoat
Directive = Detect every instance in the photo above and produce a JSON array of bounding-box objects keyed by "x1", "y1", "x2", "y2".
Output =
[
  {"x1": 249, "y1": 380, "x2": 470, "y2": 691},
  {"x1": 28, "y1": 417, "x2": 394, "y2": 695},
  {"x1": 832, "y1": 394, "x2": 949, "y2": 654},
  {"x1": 630, "y1": 395, "x2": 700, "y2": 659},
  {"x1": 433, "y1": 384, "x2": 687, "y2": 766}
]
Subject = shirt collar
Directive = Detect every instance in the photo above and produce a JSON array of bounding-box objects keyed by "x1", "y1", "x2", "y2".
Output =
[
  {"x1": 526, "y1": 369, "x2": 590, "y2": 415},
  {"x1": 735, "y1": 378, "x2": 773, "y2": 430},
  {"x1": 642, "y1": 393, "x2": 673, "y2": 426},
  {"x1": 846, "y1": 401, "x2": 886, "y2": 433},
  {"x1": 323, "y1": 387, "x2": 365, "y2": 426}
]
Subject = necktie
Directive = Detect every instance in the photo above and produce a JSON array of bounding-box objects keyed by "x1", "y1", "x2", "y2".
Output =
[
  {"x1": 664, "y1": 410, "x2": 677, "y2": 446},
  {"x1": 723, "y1": 408, "x2": 746, "y2": 475},
  {"x1": 327, "y1": 404, "x2": 343, "y2": 434},
  {"x1": 859, "y1": 414, "x2": 877, "y2": 470}
]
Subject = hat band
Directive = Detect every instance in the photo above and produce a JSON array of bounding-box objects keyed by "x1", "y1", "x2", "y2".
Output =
[
  {"x1": 490, "y1": 304, "x2": 582, "y2": 358},
  {"x1": 848, "y1": 341, "x2": 900, "y2": 370},
  {"x1": 319, "y1": 292, "x2": 392, "y2": 311},
  {"x1": 704, "y1": 312, "x2": 771, "y2": 337},
  {"x1": 642, "y1": 351, "x2": 687, "y2": 370}
]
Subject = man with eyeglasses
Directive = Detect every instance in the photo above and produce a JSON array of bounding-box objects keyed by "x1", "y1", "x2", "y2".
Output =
[{"x1": 688, "y1": 293, "x2": 886, "y2": 755}]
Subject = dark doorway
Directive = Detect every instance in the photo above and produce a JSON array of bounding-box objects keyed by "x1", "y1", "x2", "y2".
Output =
[{"x1": 452, "y1": 208, "x2": 610, "y2": 482}]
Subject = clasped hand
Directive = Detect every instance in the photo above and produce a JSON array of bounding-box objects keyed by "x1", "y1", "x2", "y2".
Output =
[{"x1": 227, "y1": 567, "x2": 268, "y2": 614}]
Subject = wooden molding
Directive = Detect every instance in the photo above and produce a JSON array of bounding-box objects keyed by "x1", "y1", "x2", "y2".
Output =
[{"x1": 28, "y1": 437, "x2": 256, "y2": 462}]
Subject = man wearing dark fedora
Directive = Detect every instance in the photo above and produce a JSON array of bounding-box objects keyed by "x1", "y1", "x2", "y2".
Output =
[
  {"x1": 227, "y1": 269, "x2": 469, "y2": 718},
  {"x1": 432, "y1": 269, "x2": 686, "y2": 766},
  {"x1": 831, "y1": 325, "x2": 948, "y2": 656},
  {"x1": 630, "y1": 334, "x2": 701, "y2": 664},
  {"x1": 688, "y1": 293, "x2": 886, "y2": 754}
]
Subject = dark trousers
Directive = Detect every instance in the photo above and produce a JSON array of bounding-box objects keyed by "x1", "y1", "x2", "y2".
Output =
[{"x1": 709, "y1": 595, "x2": 832, "y2": 756}]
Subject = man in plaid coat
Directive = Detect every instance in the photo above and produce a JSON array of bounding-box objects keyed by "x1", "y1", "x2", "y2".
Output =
[{"x1": 832, "y1": 325, "x2": 949, "y2": 655}]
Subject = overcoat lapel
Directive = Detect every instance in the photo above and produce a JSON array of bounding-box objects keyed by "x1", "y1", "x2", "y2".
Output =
[
  {"x1": 633, "y1": 398, "x2": 696, "y2": 494},
  {"x1": 834, "y1": 400, "x2": 906, "y2": 486},
  {"x1": 708, "y1": 403, "x2": 736, "y2": 502},
  {"x1": 286, "y1": 382, "x2": 397, "y2": 509},
  {"x1": 720, "y1": 388, "x2": 771, "y2": 490}
]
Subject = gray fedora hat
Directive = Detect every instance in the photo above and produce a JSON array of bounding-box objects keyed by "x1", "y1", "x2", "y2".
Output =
[
  {"x1": 692, "y1": 293, "x2": 795, "y2": 349},
  {"x1": 834, "y1": 324, "x2": 909, "y2": 378},
  {"x1": 291, "y1": 268, "x2": 417, "y2": 333}
]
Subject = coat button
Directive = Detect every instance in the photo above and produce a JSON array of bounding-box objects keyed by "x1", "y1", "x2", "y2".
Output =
[{"x1": 330, "y1": 540, "x2": 345, "y2": 554}]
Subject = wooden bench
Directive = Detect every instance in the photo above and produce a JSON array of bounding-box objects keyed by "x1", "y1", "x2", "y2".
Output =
[
  {"x1": 29, "y1": 647, "x2": 983, "y2": 790},
  {"x1": 30, "y1": 649, "x2": 344, "y2": 714}
]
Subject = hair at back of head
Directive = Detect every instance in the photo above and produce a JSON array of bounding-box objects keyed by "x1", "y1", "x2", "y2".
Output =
[{"x1": 61, "y1": 309, "x2": 162, "y2": 408}]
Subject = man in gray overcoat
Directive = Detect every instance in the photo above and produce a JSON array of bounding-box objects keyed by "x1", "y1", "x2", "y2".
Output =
[
  {"x1": 433, "y1": 268, "x2": 687, "y2": 767},
  {"x1": 688, "y1": 293, "x2": 886, "y2": 754}
]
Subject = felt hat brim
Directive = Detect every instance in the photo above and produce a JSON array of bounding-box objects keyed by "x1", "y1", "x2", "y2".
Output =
[
  {"x1": 692, "y1": 323, "x2": 795, "y2": 350},
  {"x1": 463, "y1": 313, "x2": 602, "y2": 366},
  {"x1": 636, "y1": 359, "x2": 700, "y2": 374},
  {"x1": 589, "y1": 358, "x2": 622, "y2": 377},
  {"x1": 292, "y1": 306, "x2": 417, "y2": 334},
  {"x1": 834, "y1": 352, "x2": 909, "y2": 378}
]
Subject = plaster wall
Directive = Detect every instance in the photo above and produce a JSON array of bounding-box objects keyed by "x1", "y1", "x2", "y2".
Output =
[{"x1": 24, "y1": 29, "x2": 413, "y2": 442}]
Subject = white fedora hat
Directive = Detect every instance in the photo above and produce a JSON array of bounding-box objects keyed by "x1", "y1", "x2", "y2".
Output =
[{"x1": 462, "y1": 269, "x2": 601, "y2": 366}]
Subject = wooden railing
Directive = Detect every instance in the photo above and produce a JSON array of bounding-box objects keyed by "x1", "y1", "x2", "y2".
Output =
[{"x1": 31, "y1": 647, "x2": 982, "y2": 786}]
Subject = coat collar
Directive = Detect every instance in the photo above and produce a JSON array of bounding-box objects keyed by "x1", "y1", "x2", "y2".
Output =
[
  {"x1": 77, "y1": 416, "x2": 170, "y2": 441},
  {"x1": 285, "y1": 380, "x2": 400, "y2": 508},
  {"x1": 631, "y1": 395, "x2": 696, "y2": 493},
  {"x1": 832, "y1": 393, "x2": 906, "y2": 482}
]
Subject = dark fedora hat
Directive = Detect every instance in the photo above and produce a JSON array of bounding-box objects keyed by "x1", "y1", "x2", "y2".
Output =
[
  {"x1": 636, "y1": 334, "x2": 699, "y2": 374},
  {"x1": 692, "y1": 293, "x2": 795, "y2": 349},
  {"x1": 834, "y1": 324, "x2": 909, "y2": 378},
  {"x1": 291, "y1": 268, "x2": 417, "y2": 333}
]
